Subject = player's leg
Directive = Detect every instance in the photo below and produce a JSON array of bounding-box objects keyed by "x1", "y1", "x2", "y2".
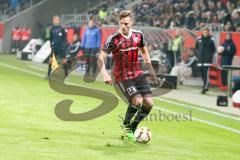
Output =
[
  {"x1": 122, "y1": 94, "x2": 143, "y2": 141},
  {"x1": 204, "y1": 66, "x2": 210, "y2": 91},
  {"x1": 200, "y1": 66, "x2": 205, "y2": 93},
  {"x1": 46, "y1": 54, "x2": 53, "y2": 79},
  {"x1": 59, "y1": 47, "x2": 68, "y2": 78},
  {"x1": 118, "y1": 80, "x2": 142, "y2": 126},
  {"x1": 118, "y1": 80, "x2": 142, "y2": 141},
  {"x1": 84, "y1": 48, "x2": 91, "y2": 75},
  {"x1": 92, "y1": 50, "x2": 98, "y2": 75},
  {"x1": 61, "y1": 59, "x2": 68, "y2": 77},
  {"x1": 201, "y1": 66, "x2": 209, "y2": 93},
  {"x1": 123, "y1": 94, "x2": 143, "y2": 125},
  {"x1": 60, "y1": 56, "x2": 68, "y2": 78},
  {"x1": 129, "y1": 75, "x2": 153, "y2": 131},
  {"x1": 129, "y1": 98, "x2": 152, "y2": 132}
]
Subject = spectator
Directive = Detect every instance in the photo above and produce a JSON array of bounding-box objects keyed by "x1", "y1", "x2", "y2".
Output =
[
  {"x1": 216, "y1": 1, "x2": 226, "y2": 15},
  {"x1": 44, "y1": 24, "x2": 51, "y2": 41},
  {"x1": 171, "y1": 30, "x2": 183, "y2": 66},
  {"x1": 81, "y1": 17, "x2": 101, "y2": 76},
  {"x1": 195, "y1": 28, "x2": 216, "y2": 94},
  {"x1": 219, "y1": 32, "x2": 236, "y2": 87},
  {"x1": 185, "y1": 11, "x2": 196, "y2": 29},
  {"x1": 232, "y1": 11, "x2": 240, "y2": 28},
  {"x1": 10, "y1": 0, "x2": 18, "y2": 9},
  {"x1": 223, "y1": 21, "x2": 236, "y2": 31},
  {"x1": 170, "y1": 13, "x2": 184, "y2": 28},
  {"x1": 98, "y1": 6, "x2": 107, "y2": 23},
  {"x1": 20, "y1": 25, "x2": 32, "y2": 50},
  {"x1": 236, "y1": 25, "x2": 240, "y2": 32},
  {"x1": 11, "y1": 26, "x2": 21, "y2": 53}
]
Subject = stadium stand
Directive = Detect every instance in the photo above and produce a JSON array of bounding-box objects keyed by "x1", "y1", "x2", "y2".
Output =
[
  {"x1": 88, "y1": 0, "x2": 240, "y2": 31},
  {"x1": 0, "y1": 0, "x2": 45, "y2": 21}
]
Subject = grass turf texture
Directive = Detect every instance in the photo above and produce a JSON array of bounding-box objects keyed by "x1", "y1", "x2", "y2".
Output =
[{"x1": 0, "y1": 54, "x2": 240, "y2": 160}]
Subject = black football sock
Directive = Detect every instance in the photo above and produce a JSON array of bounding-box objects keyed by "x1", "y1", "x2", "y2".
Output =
[
  {"x1": 130, "y1": 105, "x2": 151, "y2": 131},
  {"x1": 47, "y1": 63, "x2": 52, "y2": 77},
  {"x1": 123, "y1": 104, "x2": 139, "y2": 125},
  {"x1": 63, "y1": 64, "x2": 68, "y2": 78}
]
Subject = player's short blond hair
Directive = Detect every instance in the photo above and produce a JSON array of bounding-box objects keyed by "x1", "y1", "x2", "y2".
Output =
[
  {"x1": 118, "y1": 10, "x2": 134, "y2": 20},
  {"x1": 53, "y1": 15, "x2": 60, "y2": 19}
]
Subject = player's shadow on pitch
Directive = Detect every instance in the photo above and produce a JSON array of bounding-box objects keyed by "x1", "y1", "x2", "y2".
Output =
[{"x1": 87, "y1": 140, "x2": 150, "y2": 154}]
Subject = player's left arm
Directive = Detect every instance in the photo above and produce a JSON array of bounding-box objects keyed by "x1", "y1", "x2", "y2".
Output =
[
  {"x1": 140, "y1": 46, "x2": 157, "y2": 81},
  {"x1": 138, "y1": 32, "x2": 157, "y2": 80}
]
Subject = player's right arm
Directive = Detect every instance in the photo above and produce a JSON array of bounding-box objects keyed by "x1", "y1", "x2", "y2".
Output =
[
  {"x1": 98, "y1": 33, "x2": 117, "y2": 85},
  {"x1": 98, "y1": 50, "x2": 112, "y2": 85}
]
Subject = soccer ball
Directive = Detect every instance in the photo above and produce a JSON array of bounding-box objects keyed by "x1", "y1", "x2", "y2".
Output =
[{"x1": 134, "y1": 126, "x2": 152, "y2": 143}]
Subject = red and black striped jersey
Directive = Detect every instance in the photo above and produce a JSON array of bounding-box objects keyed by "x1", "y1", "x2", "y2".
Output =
[{"x1": 102, "y1": 29, "x2": 145, "y2": 83}]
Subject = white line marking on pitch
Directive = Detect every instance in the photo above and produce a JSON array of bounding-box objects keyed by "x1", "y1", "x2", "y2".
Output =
[
  {"x1": 156, "y1": 97, "x2": 240, "y2": 122},
  {"x1": 1, "y1": 61, "x2": 240, "y2": 135},
  {"x1": 29, "y1": 65, "x2": 46, "y2": 71},
  {"x1": 0, "y1": 62, "x2": 43, "y2": 77},
  {"x1": 155, "y1": 106, "x2": 240, "y2": 135}
]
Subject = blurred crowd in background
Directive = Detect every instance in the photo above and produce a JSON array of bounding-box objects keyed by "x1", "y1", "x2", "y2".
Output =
[
  {"x1": 0, "y1": 0, "x2": 42, "y2": 20},
  {"x1": 89, "y1": 0, "x2": 240, "y2": 31}
]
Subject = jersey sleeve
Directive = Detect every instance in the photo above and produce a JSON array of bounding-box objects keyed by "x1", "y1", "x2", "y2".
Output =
[
  {"x1": 138, "y1": 32, "x2": 146, "y2": 48},
  {"x1": 102, "y1": 35, "x2": 116, "y2": 54}
]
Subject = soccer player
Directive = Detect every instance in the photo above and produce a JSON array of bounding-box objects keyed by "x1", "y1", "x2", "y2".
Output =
[
  {"x1": 46, "y1": 15, "x2": 68, "y2": 79},
  {"x1": 98, "y1": 10, "x2": 157, "y2": 141}
]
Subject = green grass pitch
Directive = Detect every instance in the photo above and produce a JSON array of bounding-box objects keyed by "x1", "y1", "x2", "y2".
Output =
[{"x1": 0, "y1": 54, "x2": 240, "y2": 160}]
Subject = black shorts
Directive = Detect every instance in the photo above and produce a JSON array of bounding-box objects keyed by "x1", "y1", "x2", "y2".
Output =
[
  {"x1": 117, "y1": 74, "x2": 152, "y2": 102},
  {"x1": 52, "y1": 45, "x2": 66, "y2": 59}
]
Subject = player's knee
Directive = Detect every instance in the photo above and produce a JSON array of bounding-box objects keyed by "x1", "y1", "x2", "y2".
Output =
[
  {"x1": 131, "y1": 97, "x2": 143, "y2": 107},
  {"x1": 143, "y1": 98, "x2": 153, "y2": 109}
]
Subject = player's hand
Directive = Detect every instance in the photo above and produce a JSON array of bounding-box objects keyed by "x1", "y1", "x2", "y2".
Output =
[
  {"x1": 105, "y1": 80, "x2": 113, "y2": 86},
  {"x1": 149, "y1": 70, "x2": 158, "y2": 82},
  {"x1": 61, "y1": 58, "x2": 67, "y2": 64},
  {"x1": 104, "y1": 74, "x2": 112, "y2": 86}
]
